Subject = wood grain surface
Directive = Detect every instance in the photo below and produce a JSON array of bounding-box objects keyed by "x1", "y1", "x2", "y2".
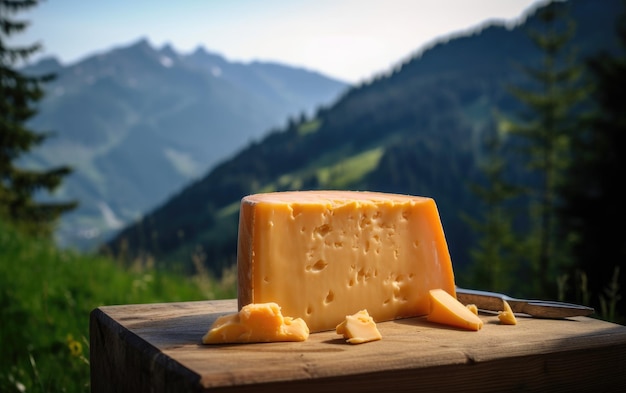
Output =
[{"x1": 90, "y1": 299, "x2": 626, "y2": 393}]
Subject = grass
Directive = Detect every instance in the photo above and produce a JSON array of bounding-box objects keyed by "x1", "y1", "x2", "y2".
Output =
[
  {"x1": 0, "y1": 219, "x2": 234, "y2": 392},
  {"x1": 297, "y1": 119, "x2": 321, "y2": 136},
  {"x1": 256, "y1": 146, "x2": 385, "y2": 194},
  {"x1": 316, "y1": 147, "x2": 383, "y2": 189}
]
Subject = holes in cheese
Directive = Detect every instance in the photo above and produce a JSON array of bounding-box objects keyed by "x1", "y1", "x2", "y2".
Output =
[
  {"x1": 336, "y1": 309, "x2": 382, "y2": 344},
  {"x1": 202, "y1": 302, "x2": 309, "y2": 344},
  {"x1": 498, "y1": 299, "x2": 518, "y2": 325},
  {"x1": 237, "y1": 190, "x2": 456, "y2": 332},
  {"x1": 426, "y1": 289, "x2": 483, "y2": 331}
]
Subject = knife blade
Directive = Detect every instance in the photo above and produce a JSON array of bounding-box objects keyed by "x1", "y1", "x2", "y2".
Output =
[{"x1": 455, "y1": 287, "x2": 595, "y2": 318}]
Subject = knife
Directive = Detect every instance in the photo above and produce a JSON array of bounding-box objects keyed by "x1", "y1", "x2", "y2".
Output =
[{"x1": 455, "y1": 287, "x2": 595, "y2": 318}]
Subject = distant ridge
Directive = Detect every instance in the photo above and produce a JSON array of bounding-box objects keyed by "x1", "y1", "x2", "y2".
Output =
[{"x1": 22, "y1": 38, "x2": 348, "y2": 249}]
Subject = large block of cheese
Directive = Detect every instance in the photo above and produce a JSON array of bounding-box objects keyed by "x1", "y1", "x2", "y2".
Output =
[{"x1": 237, "y1": 190, "x2": 456, "y2": 332}]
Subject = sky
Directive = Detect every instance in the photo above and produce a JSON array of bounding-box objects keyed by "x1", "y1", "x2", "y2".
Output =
[{"x1": 11, "y1": 0, "x2": 547, "y2": 84}]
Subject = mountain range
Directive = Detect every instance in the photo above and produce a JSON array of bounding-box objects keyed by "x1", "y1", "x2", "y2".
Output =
[
  {"x1": 102, "y1": 0, "x2": 624, "y2": 284},
  {"x1": 22, "y1": 39, "x2": 348, "y2": 248}
]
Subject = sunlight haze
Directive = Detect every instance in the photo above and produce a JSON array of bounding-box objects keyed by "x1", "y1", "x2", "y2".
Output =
[{"x1": 14, "y1": 0, "x2": 546, "y2": 83}]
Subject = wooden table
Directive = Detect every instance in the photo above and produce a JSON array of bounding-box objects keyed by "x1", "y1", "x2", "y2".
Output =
[{"x1": 90, "y1": 299, "x2": 626, "y2": 392}]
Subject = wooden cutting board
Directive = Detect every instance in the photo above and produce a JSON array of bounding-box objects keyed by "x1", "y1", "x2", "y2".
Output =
[{"x1": 90, "y1": 299, "x2": 626, "y2": 393}]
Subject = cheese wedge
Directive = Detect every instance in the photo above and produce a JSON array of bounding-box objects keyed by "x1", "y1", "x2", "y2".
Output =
[
  {"x1": 336, "y1": 309, "x2": 382, "y2": 344},
  {"x1": 202, "y1": 302, "x2": 309, "y2": 344},
  {"x1": 427, "y1": 289, "x2": 483, "y2": 331},
  {"x1": 237, "y1": 190, "x2": 456, "y2": 332},
  {"x1": 498, "y1": 299, "x2": 517, "y2": 325}
]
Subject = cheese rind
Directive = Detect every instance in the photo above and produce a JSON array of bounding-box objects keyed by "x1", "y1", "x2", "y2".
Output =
[
  {"x1": 336, "y1": 309, "x2": 382, "y2": 344},
  {"x1": 237, "y1": 190, "x2": 456, "y2": 332},
  {"x1": 202, "y1": 302, "x2": 309, "y2": 344},
  {"x1": 427, "y1": 289, "x2": 483, "y2": 331}
]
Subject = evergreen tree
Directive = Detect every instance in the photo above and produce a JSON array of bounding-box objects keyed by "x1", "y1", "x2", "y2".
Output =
[
  {"x1": 0, "y1": 0, "x2": 77, "y2": 236},
  {"x1": 503, "y1": 2, "x2": 588, "y2": 297},
  {"x1": 463, "y1": 121, "x2": 523, "y2": 295},
  {"x1": 559, "y1": 4, "x2": 626, "y2": 320}
]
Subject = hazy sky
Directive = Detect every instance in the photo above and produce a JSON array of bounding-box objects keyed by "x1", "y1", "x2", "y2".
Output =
[{"x1": 12, "y1": 0, "x2": 546, "y2": 83}]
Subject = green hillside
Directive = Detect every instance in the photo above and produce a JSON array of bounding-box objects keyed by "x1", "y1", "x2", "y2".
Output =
[
  {"x1": 108, "y1": 0, "x2": 624, "y2": 276},
  {"x1": 0, "y1": 220, "x2": 235, "y2": 392}
]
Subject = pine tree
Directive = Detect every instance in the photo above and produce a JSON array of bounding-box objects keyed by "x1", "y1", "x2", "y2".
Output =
[
  {"x1": 463, "y1": 121, "x2": 523, "y2": 295},
  {"x1": 0, "y1": 0, "x2": 77, "y2": 236},
  {"x1": 503, "y1": 2, "x2": 588, "y2": 297},
  {"x1": 558, "y1": 4, "x2": 626, "y2": 320}
]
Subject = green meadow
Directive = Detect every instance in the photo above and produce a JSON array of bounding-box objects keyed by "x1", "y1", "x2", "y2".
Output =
[{"x1": 0, "y1": 220, "x2": 235, "y2": 393}]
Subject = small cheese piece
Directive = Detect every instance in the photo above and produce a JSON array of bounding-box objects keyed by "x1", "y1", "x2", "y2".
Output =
[
  {"x1": 237, "y1": 190, "x2": 456, "y2": 332},
  {"x1": 498, "y1": 299, "x2": 518, "y2": 325},
  {"x1": 336, "y1": 309, "x2": 382, "y2": 344},
  {"x1": 466, "y1": 304, "x2": 479, "y2": 316},
  {"x1": 427, "y1": 289, "x2": 483, "y2": 331},
  {"x1": 202, "y1": 302, "x2": 309, "y2": 344}
]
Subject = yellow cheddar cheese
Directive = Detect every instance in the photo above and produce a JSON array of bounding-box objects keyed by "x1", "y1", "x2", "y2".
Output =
[
  {"x1": 466, "y1": 303, "x2": 479, "y2": 316},
  {"x1": 202, "y1": 302, "x2": 309, "y2": 344},
  {"x1": 336, "y1": 309, "x2": 382, "y2": 344},
  {"x1": 237, "y1": 190, "x2": 456, "y2": 332},
  {"x1": 426, "y1": 289, "x2": 483, "y2": 331},
  {"x1": 498, "y1": 299, "x2": 517, "y2": 325}
]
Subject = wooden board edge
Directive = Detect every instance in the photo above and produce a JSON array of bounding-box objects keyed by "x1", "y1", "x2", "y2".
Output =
[
  {"x1": 193, "y1": 341, "x2": 626, "y2": 393},
  {"x1": 90, "y1": 307, "x2": 203, "y2": 393}
]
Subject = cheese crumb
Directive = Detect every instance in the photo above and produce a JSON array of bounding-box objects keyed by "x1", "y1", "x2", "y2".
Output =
[
  {"x1": 498, "y1": 300, "x2": 517, "y2": 325},
  {"x1": 202, "y1": 302, "x2": 309, "y2": 344},
  {"x1": 466, "y1": 304, "x2": 479, "y2": 315},
  {"x1": 336, "y1": 309, "x2": 382, "y2": 344}
]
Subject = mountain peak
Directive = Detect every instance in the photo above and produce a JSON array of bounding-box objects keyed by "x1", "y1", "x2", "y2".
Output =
[
  {"x1": 185, "y1": 45, "x2": 227, "y2": 69},
  {"x1": 37, "y1": 56, "x2": 63, "y2": 68},
  {"x1": 129, "y1": 37, "x2": 152, "y2": 50},
  {"x1": 114, "y1": 37, "x2": 165, "y2": 64},
  {"x1": 160, "y1": 42, "x2": 178, "y2": 58},
  {"x1": 20, "y1": 55, "x2": 63, "y2": 76},
  {"x1": 191, "y1": 45, "x2": 208, "y2": 56},
  {"x1": 99, "y1": 37, "x2": 157, "y2": 61}
]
